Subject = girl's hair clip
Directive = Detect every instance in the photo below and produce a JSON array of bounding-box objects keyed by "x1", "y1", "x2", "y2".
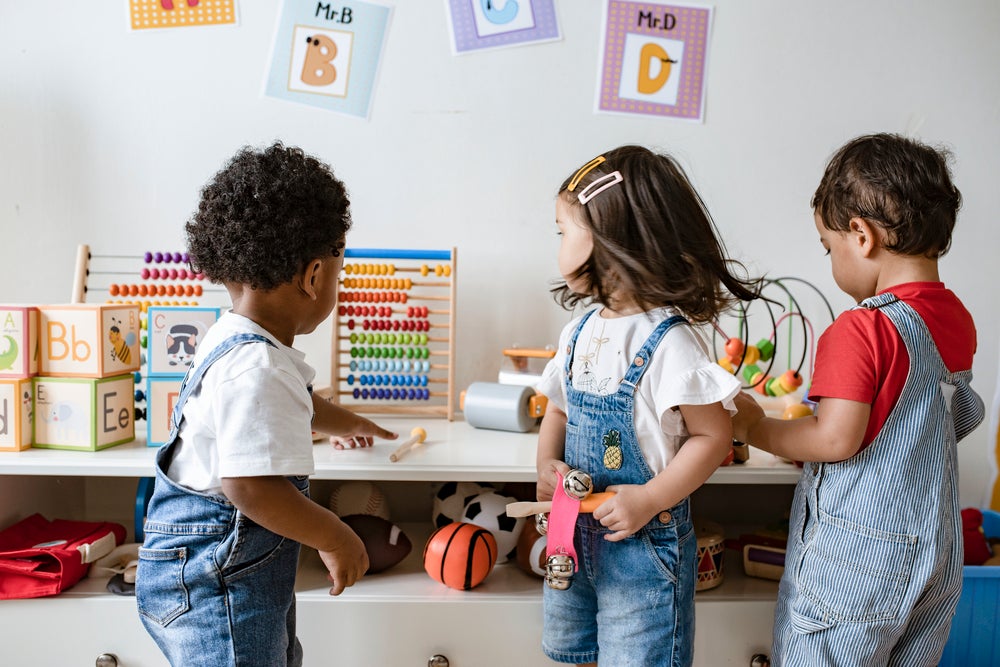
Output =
[
  {"x1": 576, "y1": 171, "x2": 623, "y2": 205},
  {"x1": 568, "y1": 156, "x2": 607, "y2": 192}
]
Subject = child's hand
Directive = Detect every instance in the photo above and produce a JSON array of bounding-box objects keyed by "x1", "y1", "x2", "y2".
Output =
[
  {"x1": 536, "y1": 458, "x2": 572, "y2": 502},
  {"x1": 732, "y1": 391, "x2": 765, "y2": 444},
  {"x1": 329, "y1": 414, "x2": 398, "y2": 450},
  {"x1": 318, "y1": 520, "x2": 370, "y2": 596},
  {"x1": 594, "y1": 483, "x2": 659, "y2": 542}
]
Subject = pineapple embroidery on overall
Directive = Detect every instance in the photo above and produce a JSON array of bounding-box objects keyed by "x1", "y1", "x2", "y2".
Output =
[{"x1": 603, "y1": 429, "x2": 623, "y2": 470}]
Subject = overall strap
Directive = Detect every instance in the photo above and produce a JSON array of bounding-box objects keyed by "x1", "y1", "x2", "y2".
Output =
[
  {"x1": 168, "y1": 333, "x2": 276, "y2": 437},
  {"x1": 619, "y1": 314, "x2": 688, "y2": 396},
  {"x1": 565, "y1": 309, "x2": 599, "y2": 381}
]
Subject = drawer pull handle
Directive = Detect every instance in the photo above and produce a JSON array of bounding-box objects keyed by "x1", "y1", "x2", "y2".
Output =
[
  {"x1": 750, "y1": 654, "x2": 770, "y2": 667},
  {"x1": 96, "y1": 654, "x2": 119, "y2": 667},
  {"x1": 428, "y1": 655, "x2": 450, "y2": 667}
]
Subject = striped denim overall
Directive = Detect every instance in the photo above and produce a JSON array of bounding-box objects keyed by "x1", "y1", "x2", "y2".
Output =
[
  {"x1": 137, "y1": 333, "x2": 310, "y2": 667},
  {"x1": 542, "y1": 311, "x2": 697, "y2": 667},
  {"x1": 772, "y1": 293, "x2": 985, "y2": 666}
]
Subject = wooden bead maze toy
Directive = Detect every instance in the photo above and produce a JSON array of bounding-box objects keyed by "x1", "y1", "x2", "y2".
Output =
[{"x1": 330, "y1": 248, "x2": 457, "y2": 420}]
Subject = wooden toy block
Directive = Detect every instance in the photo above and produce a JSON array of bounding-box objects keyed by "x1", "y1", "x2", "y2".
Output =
[
  {"x1": 39, "y1": 304, "x2": 141, "y2": 378},
  {"x1": 33, "y1": 375, "x2": 135, "y2": 450},
  {"x1": 0, "y1": 306, "x2": 39, "y2": 379},
  {"x1": 146, "y1": 306, "x2": 221, "y2": 376},
  {"x1": 146, "y1": 376, "x2": 182, "y2": 447},
  {"x1": 0, "y1": 378, "x2": 33, "y2": 451}
]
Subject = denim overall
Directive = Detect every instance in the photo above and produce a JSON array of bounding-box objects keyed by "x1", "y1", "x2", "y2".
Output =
[
  {"x1": 772, "y1": 294, "x2": 985, "y2": 666},
  {"x1": 137, "y1": 334, "x2": 310, "y2": 667},
  {"x1": 543, "y1": 311, "x2": 697, "y2": 667}
]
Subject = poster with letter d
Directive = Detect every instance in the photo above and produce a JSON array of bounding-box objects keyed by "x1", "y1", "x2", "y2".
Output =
[
  {"x1": 596, "y1": 0, "x2": 712, "y2": 122},
  {"x1": 264, "y1": 0, "x2": 392, "y2": 119}
]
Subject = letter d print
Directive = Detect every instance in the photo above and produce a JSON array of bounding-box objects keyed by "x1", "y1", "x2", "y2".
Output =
[{"x1": 289, "y1": 26, "x2": 353, "y2": 98}]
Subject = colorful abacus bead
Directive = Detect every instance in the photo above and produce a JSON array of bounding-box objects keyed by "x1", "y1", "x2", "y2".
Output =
[
  {"x1": 742, "y1": 364, "x2": 765, "y2": 387},
  {"x1": 741, "y1": 345, "x2": 761, "y2": 366},
  {"x1": 717, "y1": 357, "x2": 735, "y2": 373},
  {"x1": 724, "y1": 338, "x2": 744, "y2": 363}
]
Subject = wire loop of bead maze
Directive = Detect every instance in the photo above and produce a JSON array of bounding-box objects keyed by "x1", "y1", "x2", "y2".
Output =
[{"x1": 329, "y1": 248, "x2": 457, "y2": 420}]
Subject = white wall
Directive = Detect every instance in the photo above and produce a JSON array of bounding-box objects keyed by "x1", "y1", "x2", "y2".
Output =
[{"x1": 2, "y1": 1, "x2": 998, "y2": 506}]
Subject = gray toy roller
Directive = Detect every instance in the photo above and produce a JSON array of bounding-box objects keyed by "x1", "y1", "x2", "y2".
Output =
[{"x1": 461, "y1": 382, "x2": 547, "y2": 432}]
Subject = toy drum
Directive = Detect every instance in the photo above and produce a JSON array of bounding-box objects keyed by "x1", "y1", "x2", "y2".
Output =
[{"x1": 695, "y1": 522, "x2": 725, "y2": 592}]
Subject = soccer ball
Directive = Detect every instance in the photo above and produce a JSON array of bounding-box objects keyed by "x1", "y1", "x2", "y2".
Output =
[
  {"x1": 432, "y1": 481, "x2": 493, "y2": 529},
  {"x1": 461, "y1": 490, "x2": 523, "y2": 563}
]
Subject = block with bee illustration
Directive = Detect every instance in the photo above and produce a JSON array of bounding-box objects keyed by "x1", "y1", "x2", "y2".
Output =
[
  {"x1": 146, "y1": 306, "x2": 221, "y2": 377},
  {"x1": 0, "y1": 305, "x2": 39, "y2": 379},
  {"x1": 38, "y1": 304, "x2": 141, "y2": 378},
  {"x1": 32, "y1": 374, "x2": 134, "y2": 450},
  {"x1": 0, "y1": 377, "x2": 33, "y2": 451}
]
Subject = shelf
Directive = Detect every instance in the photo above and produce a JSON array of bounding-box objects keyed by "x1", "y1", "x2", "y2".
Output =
[
  {"x1": 0, "y1": 416, "x2": 802, "y2": 484},
  {"x1": 58, "y1": 523, "x2": 778, "y2": 606}
]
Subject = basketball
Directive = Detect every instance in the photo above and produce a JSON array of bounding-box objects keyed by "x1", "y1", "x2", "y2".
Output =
[{"x1": 422, "y1": 521, "x2": 498, "y2": 590}]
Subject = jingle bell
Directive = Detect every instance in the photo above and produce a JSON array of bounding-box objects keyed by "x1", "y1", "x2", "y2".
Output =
[
  {"x1": 535, "y1": 512, "x2": 548, "y2": 536},
  {"x1": 562, "y1": 469, "x2": 593, "y2": 500}
]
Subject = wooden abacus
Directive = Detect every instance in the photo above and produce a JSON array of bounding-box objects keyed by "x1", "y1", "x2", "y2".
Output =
[
  {"x1": 71, "y1": 244, "x2": 223, "y2": 307},
  {"x1": 330, "y1": 248, "x2": 457, "y2": 420}
]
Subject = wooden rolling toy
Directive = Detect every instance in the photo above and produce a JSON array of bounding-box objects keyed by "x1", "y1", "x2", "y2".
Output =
[{"x1": 388, "y1": 427, "x2": 428, "y2": 462}]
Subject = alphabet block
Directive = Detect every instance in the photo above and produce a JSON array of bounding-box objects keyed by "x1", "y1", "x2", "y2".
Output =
[
  {"x1": 146, "y1": 376, "x2": 182, "y2": 447},
  {"x1": 0, "y1": 378, "x2": 33, "y2": 451},
  {"x1": 146, "y1": 306, "x2": 220, "y2": 377},
  {"x1": 0, "y1": 305, "x2": 39, "y2": 379},
  {"x1": 33, "y1": 375, "x2": 135, "y2": 450},
  {"x1": 39, "y1": 304, "x2": 141, "y2": 378}
]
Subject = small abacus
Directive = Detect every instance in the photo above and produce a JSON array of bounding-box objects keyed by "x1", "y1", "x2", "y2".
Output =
[
  {"x1": 71, "y1": 245, "x2": 223, "y2": 307},
  {"x1": 330, "y1": 248, "x2": 457, "y2": 420}
]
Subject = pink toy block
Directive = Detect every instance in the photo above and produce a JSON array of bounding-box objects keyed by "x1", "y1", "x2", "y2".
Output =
[
  {"x1": 33, "y1": 375, "x2": 135, "y2": 450},
  {"x1": 0, "y1": 306, "x2": 39, "y2": 379},
  {"x1": 39, "y1": 304, "x2": 141, "y2": 378},
  {"x1": 0, "y1": 378, "x2": 33, "y2": 451}
]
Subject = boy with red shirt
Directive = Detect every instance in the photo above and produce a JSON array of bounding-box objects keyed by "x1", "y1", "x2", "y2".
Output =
[{"x1": 734, "y1": 133, "x2": 985, "y2": 666}]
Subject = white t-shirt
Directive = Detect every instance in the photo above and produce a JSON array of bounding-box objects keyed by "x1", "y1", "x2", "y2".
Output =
[
  {"x1": 166, "y1": 312, "x2": 317, "y2": 494},
  {"x1": 535, "y1": 307, "x2": 740, "y2": 474}
]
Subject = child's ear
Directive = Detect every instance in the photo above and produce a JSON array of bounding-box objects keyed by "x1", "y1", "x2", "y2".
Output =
[
  {"x1": 848, "y1": 217, "x2": 879, "y2": 257},
  {"x1": 299, "y1": 259, "x2": 324, "y2": 300}
]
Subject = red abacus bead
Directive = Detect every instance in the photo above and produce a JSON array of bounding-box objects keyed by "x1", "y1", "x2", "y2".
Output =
[
  {"x1": 421, "y1": 306, "x2": 429, "y2": 318},
  {"x1": 194, "y1": 285, "x2": 203, "y2": 296},
  {"x1": 184, "y1": 285, "x2": 194, "y2": 296},
  {"x1": 169, "y1": 269, "x2": 178, "y2": 279},
  {"x1": 347, "y1": 319, "x2": 355, "y2": 330},
  {"x1": 138, "y1": 285, "x2": 149, "y2": 296},
  {"x1": 338, "y1": 306, "x2": 347, "y2": 316},
  {"x1": 724, "y1": 337, "x2": 744, "y2": 362},
  {"x1": 110, "y1": 284, "x2": 120, "y2": 296},
  {"x1": 129, "y1": 284, "x2": 139, "y2": 296},
  {"x1": 141, "y1": 268, "x2": 150, "y2": 279}
]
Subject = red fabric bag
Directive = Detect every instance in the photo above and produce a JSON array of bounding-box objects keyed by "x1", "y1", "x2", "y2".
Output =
[{"x1": 0, "y1": 514, "x2": 127, "y2": 599}]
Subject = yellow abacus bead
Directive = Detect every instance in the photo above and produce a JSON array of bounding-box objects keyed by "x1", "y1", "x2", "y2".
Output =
[
  {"x1": 442, "y1": 265, "x2": 451, "y2": 277},
  {"x1": 765, "y1": 377, "x2": 788, "y2": 397},
  {"x1": 778, "y1": 370, "x2": 804, "y2": 393},
  {"x1": 387, "y1": 264, "x2": 396, "y2": 275},
  {"x1": 344, "y1": 264, "x2": 354, "y2": 275},
  {"x1": 420, "y1": 264, "x2": 430, "y2": 276},
  {"x1": 435, "y1": 264, "x2": 444, "y2": 276},
  {"x1": 742, "y1": 345, "x2": 761, "y2": 365},
  {"x1": 717, "y1": 357, "x2": 735, "y2": 373},
  {"x1": 404, "y1": 278, "x2": 413, "y2": 290}
]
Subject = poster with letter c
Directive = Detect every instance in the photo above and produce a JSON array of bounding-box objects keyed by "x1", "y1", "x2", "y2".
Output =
[
  {"x1": 596, "y1": 0, "x2": 713, "y2": 122},
  {"x1": 264, "y1": 0, "x2": 392, "y2": 119}
]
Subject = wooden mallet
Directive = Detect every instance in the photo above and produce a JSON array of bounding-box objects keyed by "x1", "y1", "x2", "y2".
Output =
[
  {"x1": 388, "y1": 427, "x2": 428, "y2": 462},
  {"x1": 505, "y1": 492, "x2": 616, "y2": 518}
]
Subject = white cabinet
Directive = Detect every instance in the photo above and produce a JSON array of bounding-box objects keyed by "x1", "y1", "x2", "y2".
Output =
[{"x1": 0, "y1": 417, "x2": 799, "y2": 666}]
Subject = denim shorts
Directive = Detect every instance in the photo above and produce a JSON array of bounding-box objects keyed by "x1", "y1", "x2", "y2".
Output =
[
  {"x1": 136, "y1": 471, "x2": 308, "y2": 667},
  {"x1": 542, "y1": 499, "x2": 696, "y2": 666}
]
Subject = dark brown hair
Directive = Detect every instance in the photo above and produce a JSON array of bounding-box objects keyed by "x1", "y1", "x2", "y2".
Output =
[
  {"x1": 552, "y1": 145, "x2": 761, "y2": 324},
  {"x1": 812, "y1": 133, "x2": 961, "y2": 258},
  {"x1": 186, "y1": 142, "x2": 351, "y2": 290}
]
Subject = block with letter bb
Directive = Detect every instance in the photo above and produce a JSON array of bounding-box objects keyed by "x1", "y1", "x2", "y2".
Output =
[
  {"x1": 33, "y1": 375, "x2": 134, "y2": 450},
  {"x1": 0, "y1": 305, "x2": 39, "y2": 379},
  {"x1": 146, "y1": 376, "x2": 182, "y2": 447},
  {"x1": 0, "y1": 378, "x2": 33, "y2": 451},
  {"x1": 39, "y1": 304, "x2": 141, "y2": 378},
  {"x1": 146, "y1": 306, "x2": 220, "y2": 376}
]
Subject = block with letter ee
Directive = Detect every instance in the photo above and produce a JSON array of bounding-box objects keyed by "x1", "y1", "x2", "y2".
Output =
[{"x1": 33, "y1": 375, "x2": 134, "y2": 450}]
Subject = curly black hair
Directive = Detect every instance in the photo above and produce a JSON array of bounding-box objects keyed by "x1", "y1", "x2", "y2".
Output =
[
  {"x1": 552, "y1": 145, "x2": 763, "y2": 324},
  {"x1": 812, "y1": 133, "x2": 961, "y2": 259},
  {"x1": 186, "y1": 142, "x2": 351, "y2": 290}
]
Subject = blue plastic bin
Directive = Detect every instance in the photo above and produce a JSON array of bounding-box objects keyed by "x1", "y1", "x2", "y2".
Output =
[{"x1": 940, "y1": 509, "x2": 1000, "y2": 666}]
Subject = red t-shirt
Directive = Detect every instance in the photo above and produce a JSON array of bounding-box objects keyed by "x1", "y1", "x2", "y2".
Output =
[{"x1": 808, "y1": 282, "x2": 977, "y2": 449}]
